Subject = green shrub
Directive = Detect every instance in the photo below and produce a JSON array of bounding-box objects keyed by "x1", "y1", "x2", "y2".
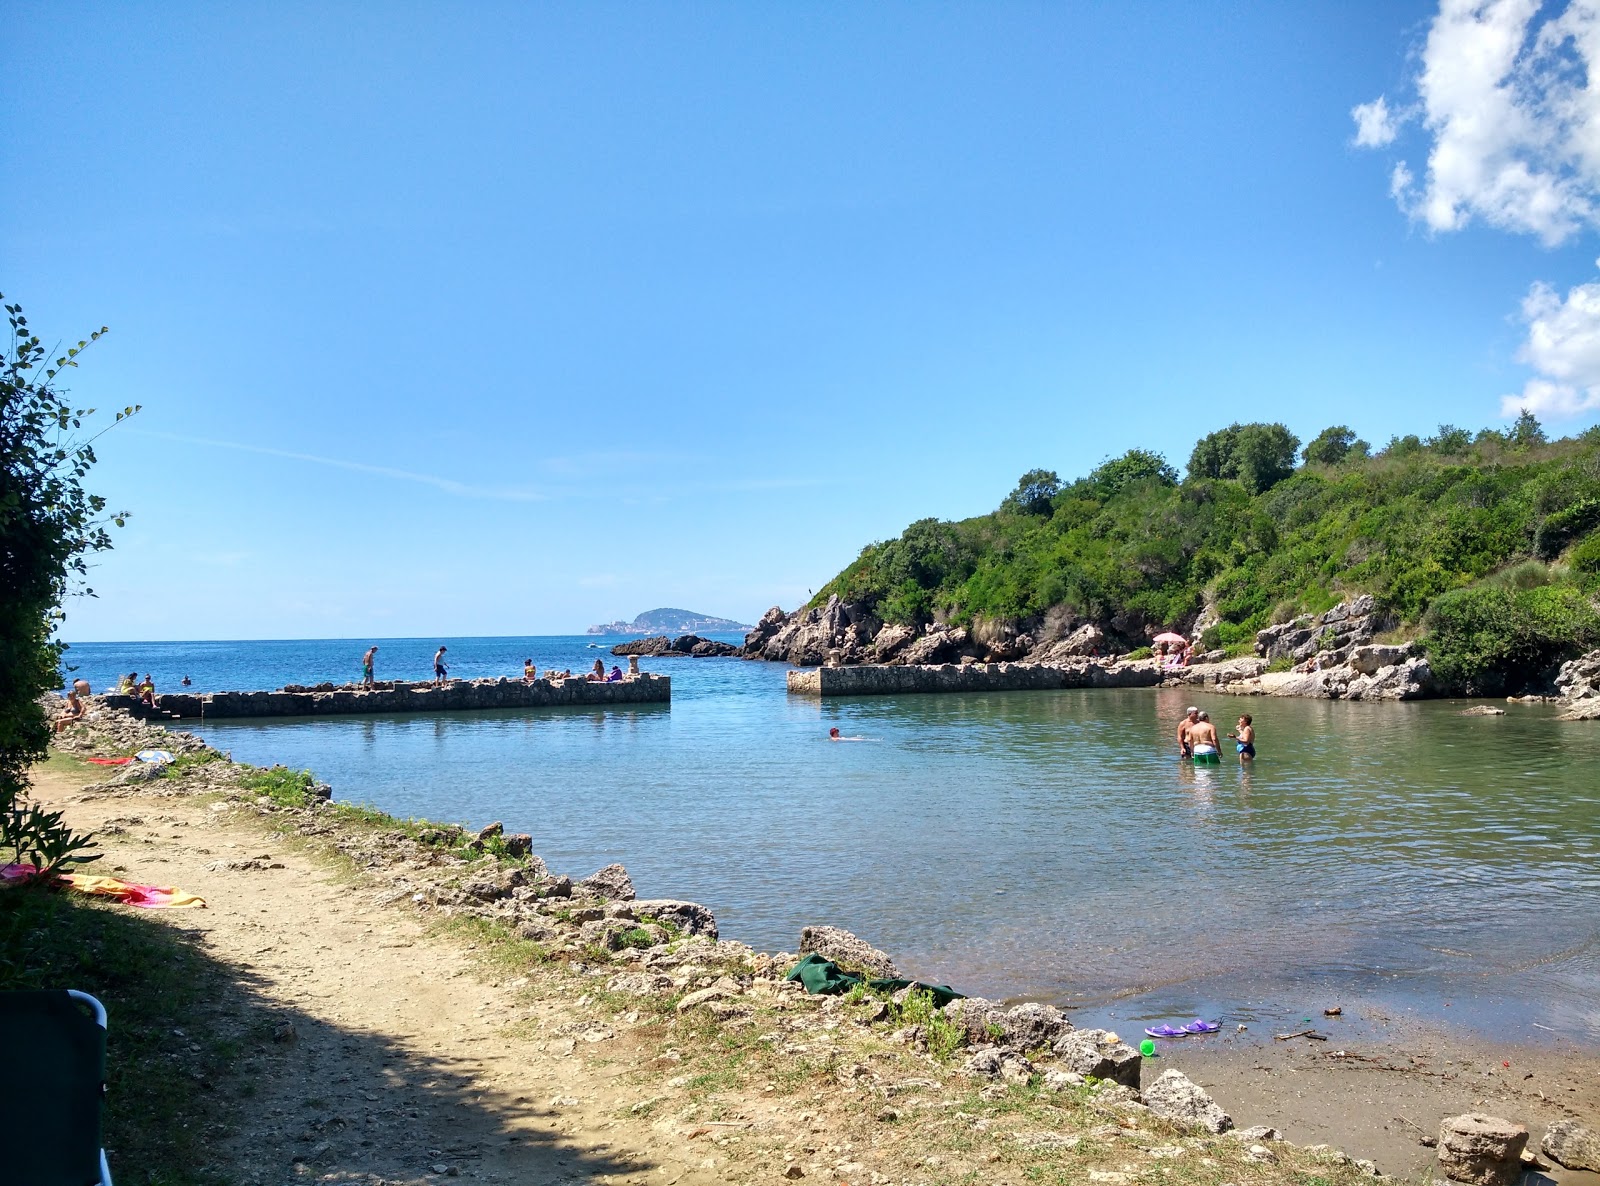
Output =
[
  {"x1": 242, "y1": 765, "x2": 317, "y2": 807},
  {"x1": 1535, "y1": 497, "x2": 1600, "y2": 559},
  {"x1": 1424, "y1": 583, "x2": 1600, "y2": 694},
  {"x1": 1572, "y1": 533, "x2": 1600, "y2": 579}
]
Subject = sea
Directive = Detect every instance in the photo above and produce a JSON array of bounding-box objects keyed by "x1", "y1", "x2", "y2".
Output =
[{"x1": 60, "y1": 634, "x2": 1600, "y2": 1044}]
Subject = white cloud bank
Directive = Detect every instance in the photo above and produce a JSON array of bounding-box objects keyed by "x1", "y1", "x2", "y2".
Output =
[
  {"x1": 1356, "y1": 0, "x2": 1600, "y2": 418},
  {"x1": 1507, "y1": 269, "x2": 1600, "y2": 413}
]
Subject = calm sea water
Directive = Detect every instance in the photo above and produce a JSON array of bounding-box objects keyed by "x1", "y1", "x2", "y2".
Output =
[{"x1": 61, "y1": 636, "x2": 1600, "y2": 1043}]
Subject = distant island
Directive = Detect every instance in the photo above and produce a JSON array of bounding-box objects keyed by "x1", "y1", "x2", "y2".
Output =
[{"x1": 586, "y1": 608, "x2": 752, "y2": 636}]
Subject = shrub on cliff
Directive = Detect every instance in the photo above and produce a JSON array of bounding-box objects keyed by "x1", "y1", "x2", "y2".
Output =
[
  {"x1": 817, "y1": 416, "x2": 1600, "y2": 653},
  {"x1": 1, "y1": 295, "x2": 133, "y2": 870},
  {"x1": 1424, "y1": 583, "x2": 1600, "y2": 694}
]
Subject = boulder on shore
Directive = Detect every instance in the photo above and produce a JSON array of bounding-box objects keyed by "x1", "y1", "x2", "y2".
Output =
[
  {"x1": 1542, "y1": 1120, "x2": 1600, "y2": 1171},
  {"x1": 1437, "y1": 1113, "x2": 1529, "y2": 1186},
  {"x1": 1142, "y1": 1069, "x2": 1232, "y2": 1133},
  {"x1": 797, "y1": 925, "x2": 900, "y2": 978},
  {"x1": 1052, "y1": 1028, "x2": 1140, "y2": 1087},
  {"x1": 578, "y1": 863, "x2": 635, "y2": 901}
]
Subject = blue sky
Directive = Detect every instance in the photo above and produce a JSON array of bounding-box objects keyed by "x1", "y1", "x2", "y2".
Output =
[{"x1": 8, "y1": 1, "x2": 1600, "y2": 640}]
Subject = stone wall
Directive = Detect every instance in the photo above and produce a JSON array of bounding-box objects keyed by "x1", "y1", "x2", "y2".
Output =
[
  {"x1": 787, "y1": 660, "x2": 1164, "y2": 698},
  {"x1": 103, "y1": 674, "x2": 671, "y2": 720}
]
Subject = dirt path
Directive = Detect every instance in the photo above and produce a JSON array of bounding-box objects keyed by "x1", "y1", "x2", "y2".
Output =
[{"x1": 35, "y1": 760, "x2": 731, "y2": 1186}]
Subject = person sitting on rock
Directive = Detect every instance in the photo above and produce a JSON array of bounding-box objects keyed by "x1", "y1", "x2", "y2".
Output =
[
  {"x1": 587, "y1": 659, "x2": 605, "y2": 681},
  {"x1": 523, "y1": 658, "x2": 536, "y2": 683},
  {"x1": 606, "y1": 665, "x2": 623, "y2": 682},
  {"x1": 72, "y1": 677, "x2": 91, "y2": 697},
  {"x1": 55, "y1": 690, "x2": 87, "y2": 733},
  {"x1": 116, "y1": 671, "x2": 137, "y2": 695},
  {"x1": 137, "y1": 674, "x2": 155, "y2": 707}
]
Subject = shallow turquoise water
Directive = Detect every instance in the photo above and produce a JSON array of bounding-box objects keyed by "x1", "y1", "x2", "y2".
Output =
[{"x1": 63, "y1": 637, "x2": 1600, "y2": 1042}]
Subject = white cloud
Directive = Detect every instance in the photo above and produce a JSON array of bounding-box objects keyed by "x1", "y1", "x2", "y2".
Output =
[
  {"x1": 1352, "y1": 96, "x2": 1401, "y2": 147},
  {"x1": 1390, "y1": 159, "x2": 1416, "y2": 202},
  {"x1": 1359, "y1": 0, "x2": 1600, "y2": 246},
  {"x1": 1503, "y1": 270, "x2": 1600, "y2": 414}
]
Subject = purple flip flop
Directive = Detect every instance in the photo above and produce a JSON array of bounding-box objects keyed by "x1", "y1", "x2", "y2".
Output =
[
  {"x1": 1144, "y1": 1024, "x2": 1187, "y2": 1038},
  {"x1": 1182, "y1": 1018, "x2": 1221, "y2": 1034}
]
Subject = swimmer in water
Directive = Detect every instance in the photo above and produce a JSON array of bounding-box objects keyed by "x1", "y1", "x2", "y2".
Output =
[{"x1": 828, "y1": 727, "x2": 869, "y2": 741}]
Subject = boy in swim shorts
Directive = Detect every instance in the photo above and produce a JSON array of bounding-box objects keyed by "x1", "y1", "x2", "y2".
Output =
[{"x1": 1228, "y1": 714, "x2": 1256, "y2": 760}]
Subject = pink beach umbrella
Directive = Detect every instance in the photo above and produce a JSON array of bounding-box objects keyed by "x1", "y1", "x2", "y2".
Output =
[{"x1": 1151, "y1": 632, "x2": 1188, "y2": 647}]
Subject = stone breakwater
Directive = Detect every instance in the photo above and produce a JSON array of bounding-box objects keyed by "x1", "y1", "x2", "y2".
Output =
[
  {"x1": 787, "y1": 659, "x2": 1166, "y2": 697},
  {"x1": 100, "y1": 674, "x2": 670, "y2": 721}
]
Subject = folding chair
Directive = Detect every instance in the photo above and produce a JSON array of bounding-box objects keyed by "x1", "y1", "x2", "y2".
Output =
[{"x1": 0, "y1": 989, "x2": 114, "y2": 1185}]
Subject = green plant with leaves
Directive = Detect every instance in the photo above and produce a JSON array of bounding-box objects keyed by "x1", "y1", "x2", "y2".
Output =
[{"x1": 2, "y1": 295, "x2": 135, "y2": 873}]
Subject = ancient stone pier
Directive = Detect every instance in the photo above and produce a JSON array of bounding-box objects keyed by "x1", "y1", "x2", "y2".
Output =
[
  {"x1": 103, "y1": 674, "x2": 670, "y2": 720},
  {"x1": 785, "y1": 661, "x2": 1162, "y2": 698}
]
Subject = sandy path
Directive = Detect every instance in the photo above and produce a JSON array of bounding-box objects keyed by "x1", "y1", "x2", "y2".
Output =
[{"x1": 35, "y1": 762, "x2": 731, "y2": 1186}]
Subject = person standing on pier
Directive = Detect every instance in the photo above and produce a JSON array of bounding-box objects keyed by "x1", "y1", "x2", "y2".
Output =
[
  {"x1": 362, "y1": 645, "x2": 378, "y2": 687},
  {"x1": 433, "y1": 645, "x2": 449, "y2": 686}
]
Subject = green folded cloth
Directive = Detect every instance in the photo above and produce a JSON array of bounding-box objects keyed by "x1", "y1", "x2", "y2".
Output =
[{"x1": 784, "y1": 952, "x2": 963, "y2": 1008}]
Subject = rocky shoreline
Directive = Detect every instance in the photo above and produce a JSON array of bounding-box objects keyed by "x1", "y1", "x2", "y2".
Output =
[
  {"x1": 40, "y1": 704, "x2": 1600, "y2": 1184},
  {"x1": 746, "y1": 594, "x2": 1600, "y2": 712}
]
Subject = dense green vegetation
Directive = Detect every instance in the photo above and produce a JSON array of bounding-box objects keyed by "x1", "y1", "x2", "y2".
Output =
[
  {"x1": 2, "y1": 295, "x2": 133, "y2": 871},
  {"x1": 819, "y1": 414, "x2": 1600, "y2": 685}
]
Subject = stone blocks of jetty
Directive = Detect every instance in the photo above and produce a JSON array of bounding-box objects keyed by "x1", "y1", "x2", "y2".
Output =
[
  {"x1": 102, "y1": 674, "x2": 670, "y2": 720},
  {"x1": 786, "y1": 660, "x2": 1161, "y2": 698}
]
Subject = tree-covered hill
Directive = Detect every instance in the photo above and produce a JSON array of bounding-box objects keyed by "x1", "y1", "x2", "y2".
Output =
[{"x1": 816, "y1": 414, "x2": 1600, "y2": 690}]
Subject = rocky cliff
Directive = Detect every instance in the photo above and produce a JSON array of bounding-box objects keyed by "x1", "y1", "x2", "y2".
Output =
[{"x1": 743, "y1": 593, "x2": 1455, "y2": 701}]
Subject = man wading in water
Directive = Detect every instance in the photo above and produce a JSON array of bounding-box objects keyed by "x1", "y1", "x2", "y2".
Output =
[{"x1": 1177, "y1": 706, "x2": 1199, "y2": 758}]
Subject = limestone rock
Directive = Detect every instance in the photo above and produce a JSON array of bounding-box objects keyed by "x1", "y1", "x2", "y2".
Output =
[
  {"x1": 676, "y1": 986, "x2": 732, "y2": 1013},
  {"x1": 608, "y1": 972, "x2": 673, "y2": 996},
  {"x1": 1555, "y1": 648, "x2": 1600, "y2": 702},
  {"x1": 1437, "y1": 1113, "x2": 1529, "y2": 1186},
  {"x1": 1460, "y1": 705, "x2": 1506, "y2": 716},
  {"x1": 1141, "y1": 1069, "x2": 1233, "y2": 1134},
  {"x1": 1541, "y1": 1120, "x2": 1600, "y2": 1171},
  {"x1": 999, "y1": 1054, "x2": 1034, "y2": 1086},
  {"x1": 633, "y1": 898, "x2": 717, "y2": 938},
  {"x1": 797, "y1": 925, "x2": 899, "y2": 978},
  {"x1": 871, "y1": 623, "x2": 915, "y2": 662},
  {"x1": 1350, "y1": 644, "x2": 1410, "y2": 675},
  {"x1": 963, "y1": 1049, "x2": 1003, "y2": 1079},
  {"x1": 1052, "y1": 1028, "x2": 1141, "y2": 1088},
  {"x1": 578, "y1": 863, "x2": 636, "y2": 901},
  {"x1": 995, "y1": 1002, "x2": 1072, "y2": 1052}
]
